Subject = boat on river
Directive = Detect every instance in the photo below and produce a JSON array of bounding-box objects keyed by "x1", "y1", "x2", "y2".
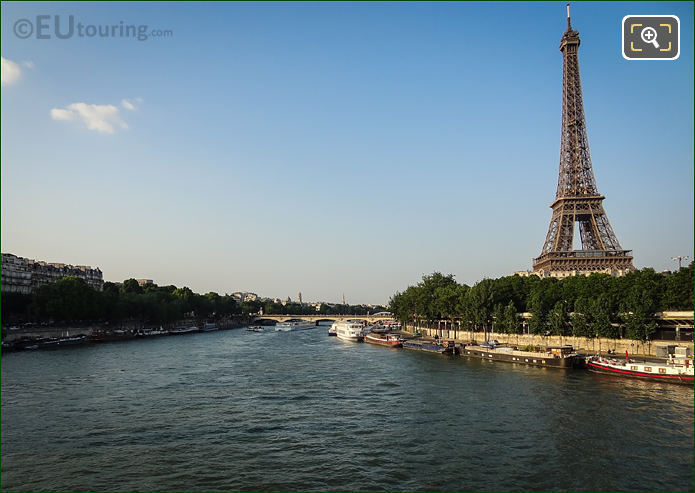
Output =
[
  {"x1": 91, "y1": 329, "x2": 136, "y2": 342},
  {"x1": 587, "y1": 353, "x2": 694, "y2": 385},
  {"x1": 460, "y1": 343, "x2": 580, "y2": 368},
  {"x1": 402, "y1": 339, "x2": 456, "y2": 354},
  {"x1": 200, "y1": 323, "x2": 218, "y2": 332},
  {"x1": 365, "y1": 333, "x2": 404, "y2": 348},
  {"x1": 136, "y1": 327, "x2": 168, "y2": 338},
  {"x1": 332, "y1": 321, "x2": 366, "y2": 342},
  {"x1": 246, "y1": 325, "x2": 264, "y2": 332},
  {"x1": 275, "y1": 321, "x2": 316, "y2": 332},
  {"x1": 37, "y1": 334, "x2": 88, "y2": 349},
  {"x1": 169, "y1": 326, "x2": 199, "y2": 335}
]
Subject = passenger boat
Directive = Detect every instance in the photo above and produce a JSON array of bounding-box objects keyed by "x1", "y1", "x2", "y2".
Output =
[
  {"x1": 332, "y1": 321, "x2": 367, "y2": 342},
  {"x1": 200, "y1": 323, "x2": 218, "y2": 332},
  {"x1": 402, "y1": 339, "x2": 456, "y2": 354},
  {"x1": 365, "y1": 333, "x2": 404, "y2": 348},
  {"x1": 327, "y1": 325, "x2": 337, "y2": 336},
  {"x1": 460, "y1": 343, "x2": 580, "y2": 368},
  {"x1": 275, "y1": 321, "x2": 316, "y2": 332},
  {"x1": 33, "y1": 335, "x2": 89, "y2": 349},
  {"x1": 246, "y1": 325, "x2": 263, "y2": 332},
  {"x1": 587, "y1": 353, "x2": 694, "y2": 385}
]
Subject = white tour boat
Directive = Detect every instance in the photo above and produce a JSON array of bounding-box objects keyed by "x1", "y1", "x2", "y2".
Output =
[
  {"x1": 332, "y1": 321, "x2": 367, "y2": 342},
  {"x1": 275, "y1": 321, "x2": 316, "y2": 332}
]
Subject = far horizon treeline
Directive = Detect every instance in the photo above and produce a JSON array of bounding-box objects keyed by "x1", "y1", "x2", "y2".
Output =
[
  {"x1": 0, "y1": 279, "x2": 386, "y2": 327},
  {"x1": 388, "y1": 263, "x2": 694, "y2": 342}
]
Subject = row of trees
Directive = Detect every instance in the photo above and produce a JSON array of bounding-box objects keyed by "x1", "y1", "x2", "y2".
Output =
[
  {"x1": 1, "y1": 278, "x2": 384, "y2": 326},
  {"x1": 388, "y1": 263, "x2": 693, "y2": 341}
]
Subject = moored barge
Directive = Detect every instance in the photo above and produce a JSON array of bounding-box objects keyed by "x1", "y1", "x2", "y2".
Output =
[
  {"x1": 403, "y1": 339, "x2": 456, "y2": 354},
  {"x1": 364, "y1": 333, "x2": 404, "y2": 348},
  {"x1": 461, "y1": 344, "x2": 580, "y2": 368},
  {"x1": 587, "y1": 354, "x2": 694, "y2": 385}
]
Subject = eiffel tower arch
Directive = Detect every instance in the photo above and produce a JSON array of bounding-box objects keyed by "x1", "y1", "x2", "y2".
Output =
[{"x1": 532, "y1": 5, "x2": 634, "y2": 277}]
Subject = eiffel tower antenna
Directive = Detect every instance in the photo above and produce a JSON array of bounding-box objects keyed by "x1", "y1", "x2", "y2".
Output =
[
  {"x1": 532, "y1": 6, "x2": 634, "y2": 277},
  {"x1": 566, "y1": 3, "x2": 571, "y2": 28}
]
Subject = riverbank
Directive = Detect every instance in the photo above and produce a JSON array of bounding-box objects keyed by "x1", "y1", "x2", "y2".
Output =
[
  {"x1": 1, "y1": 317, "x2": 251, "y2": 352},
  {"x1": 404, "y1": 325, "x2": 694, "y2": 358}
]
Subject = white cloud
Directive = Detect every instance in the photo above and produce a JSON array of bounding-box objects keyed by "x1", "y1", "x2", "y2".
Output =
[
  {"x1": 22, "y1": 60, "x2": 35, "y2": 69},
  {"x1": 50, "y1": 108, "x2": 76, "y2": 121},
  {"x1": 1, "y1": 56, "x2": 21, "y2": 86},
  {"x1": 50, "y1": 102, "x2": 129, "y2": 134},
  {"x1": 121, "y1": 99, "x2": 135, "y2": 111}
]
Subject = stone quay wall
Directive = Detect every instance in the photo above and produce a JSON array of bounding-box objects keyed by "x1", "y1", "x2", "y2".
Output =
[
  {"x1": 2, "y1": 317, "x2": 250, "y2": 342},
  {"x1": 405, "y1": 325, "x2": 694, "y2": 358}
]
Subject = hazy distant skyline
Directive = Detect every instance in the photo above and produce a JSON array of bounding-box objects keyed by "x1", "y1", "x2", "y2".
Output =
[{"x1": 2, "y1": 1, "x2": 693, "y2": 304}]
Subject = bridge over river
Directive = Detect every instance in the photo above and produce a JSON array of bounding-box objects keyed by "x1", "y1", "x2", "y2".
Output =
[{"x1": 253, "y1": 313, "x2": 394, "y2": 325}]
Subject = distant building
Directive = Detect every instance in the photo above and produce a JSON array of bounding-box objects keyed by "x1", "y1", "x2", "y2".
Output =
[
  {"x1": 514, "y1": 268, "x2": 632, "y2": 279},
  {"x1": 298, "y1": 292, "x2": 302, "y2": 304},
  {"x1": 231, "y1": 291, "x2": 258, "y2": 302},
  {"x1": 1, "y1": 253, "x2": 104, "y2": 293},
  {"x1": 136, "y1": 279, "x2": 154, "y2": 287},
  {"x1": 1, "y1": 254, "x2": 32, "y2": 294}
]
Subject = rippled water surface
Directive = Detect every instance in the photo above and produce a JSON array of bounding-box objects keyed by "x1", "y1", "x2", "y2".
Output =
[{"x1": 2, "y1": 329, "x2": 693, "y2": 491}]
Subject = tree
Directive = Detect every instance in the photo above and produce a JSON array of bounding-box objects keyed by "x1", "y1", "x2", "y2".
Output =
[
  {"x1": 417, "y1": 272, "x2": 458, "y2": 323},
  {"x1": 548, "y1": 301, "x2": 568, "y2": 336},
  {"x1": 527, "y1": 295, "x2": 547, "y2": 335},
  {"x1": 492, "y1": 303, "x2": 504, "y2": 333},
  {"x1": 571, "y1": 298, "x2": 591, "y2": 337},
  {"x1": 662, "y1": 262, "x2": 694, "y2": 310},
  {"x1": 502, "y1": 301, "x2": 518, "y2": 334},
  {"x1": 33, "y1": 276, "x2": 98, "y2": 321},
  {"x1": 620, "y1": 269, "x2": 661, "y2": 342},
  {"x1": 120, "y1": 278, "x2": 143, "y2": 295},
  {"x1": 622, "y1": 308, "x2": 657, "y2": 342},
  {"x1": 434, "y1": 284, "x2": 460, "y2": 321},
  {"x1": 590, "y1": 295, "x2": 617, "y2": 338},
  {"x1": 467, "y1": 279, "x2": 495, "y2": 332}
]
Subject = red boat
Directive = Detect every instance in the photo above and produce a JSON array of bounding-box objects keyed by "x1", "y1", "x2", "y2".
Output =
[
  {"x1": 364, "y1": 333, "x2": 404, "y2": 348},
  {"x1": 587, "y1": 354, "x2": 693, "y2": 385}
]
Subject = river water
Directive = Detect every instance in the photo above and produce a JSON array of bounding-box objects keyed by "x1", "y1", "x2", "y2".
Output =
[{"x1": 1, "y1": 328, "x2": 693, "y2": 491}]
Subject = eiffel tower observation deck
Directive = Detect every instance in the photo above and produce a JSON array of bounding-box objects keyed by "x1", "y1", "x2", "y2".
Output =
[{"x1": 532, "y1": 5, "x2": 634, "y2": 278}]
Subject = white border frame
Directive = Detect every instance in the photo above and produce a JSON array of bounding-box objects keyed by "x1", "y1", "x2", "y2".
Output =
[{"x1": 622, "y1": 15, "x2": 680, "y2": 61}]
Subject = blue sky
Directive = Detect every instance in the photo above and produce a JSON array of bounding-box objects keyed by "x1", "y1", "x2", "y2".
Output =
[{"x1": 1, "y1": 1, "x2": 693, "y2": 304}]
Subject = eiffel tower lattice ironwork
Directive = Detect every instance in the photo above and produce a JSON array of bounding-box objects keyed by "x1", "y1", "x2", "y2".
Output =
[{"x1": 533, "y1": 5, "x2": 634, "y2": 275}]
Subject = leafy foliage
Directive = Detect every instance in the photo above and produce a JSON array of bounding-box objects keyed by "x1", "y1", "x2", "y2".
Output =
[
  {"x1": 389, "y1": 264, "x2": 694, "y2": 339},
  {"x1": 1, "y1": 277, "x2": 385, "y2": 325}
]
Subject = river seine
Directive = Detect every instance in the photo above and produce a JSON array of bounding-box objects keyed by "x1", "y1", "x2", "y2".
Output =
[{"x1": 2, "y1": 328, "x2": 693, "y2": 491}]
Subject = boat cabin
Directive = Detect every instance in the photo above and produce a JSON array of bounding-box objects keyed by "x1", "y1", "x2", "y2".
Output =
[{"x1": 547, "y1": 345, "x2": 574, "y2": 357}]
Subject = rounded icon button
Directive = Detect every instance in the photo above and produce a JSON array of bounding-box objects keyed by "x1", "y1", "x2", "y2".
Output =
[{"x1": 14, "y1": 18, "x2": 34, "y2": 39}]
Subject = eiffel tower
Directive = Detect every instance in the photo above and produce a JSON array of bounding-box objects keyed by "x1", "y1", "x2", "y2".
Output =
[{"x1": 533, "y1": 5, "x2": 634, "y2": 276}]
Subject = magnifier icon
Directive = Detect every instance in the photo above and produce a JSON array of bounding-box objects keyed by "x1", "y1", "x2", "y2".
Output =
[{"x1": 640, "y1": 26, "x2": 660, "y2": 48}]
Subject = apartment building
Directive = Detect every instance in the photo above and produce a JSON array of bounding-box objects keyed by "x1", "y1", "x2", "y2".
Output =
[{"x1": 1, "y1": 253, "x2": 104, "y2": 293}]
